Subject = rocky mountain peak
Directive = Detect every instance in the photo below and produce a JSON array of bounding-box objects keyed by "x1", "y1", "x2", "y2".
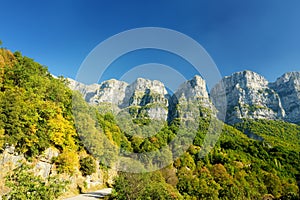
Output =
[
  {"x1": 223, "y1": 70, "x2": 269, "y2": 89},
  {"x1": 121, "y1": 78, "x2": 169, "y2": 108},
  {"x1": 271, "y1": 72, "x2": 300, "y2": 86},
  {"x1": 92, "y1": 79, "x2": 128, "y2": 105},
  {"x1": 130, "y1": 78, "x2": 168, "y2": 95},
  {"x1": 68, "y1": 70, "x2": 300, "y2": 124},
  {"x1": 174, "y1": 75, "x2": 209, "y2": 102},
  {"x1": 212, "y1": 70, "x2": 285, "y2": 124},
  {"x1": 67, "y1": 78, "x2": 128, "y2": 105},
  {"x1": 270, "y1": 72, "x2": 300, "y2": 123}
]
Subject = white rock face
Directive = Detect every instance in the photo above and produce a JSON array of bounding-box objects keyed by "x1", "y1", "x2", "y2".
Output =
[
  {"x1": 174, "y1": 75, "x2": 209, "y2": 102},
  {"x1": 90, "y1": 79, "x2": 128, "y2": 106},
  {"x1": 123, "y1": 78, "x2": 170, "y2": 120},
  {"x1": 67, "y1": 78, "x2": 100, "y2": 103},
  {"x1": 170, "y1": 75, "x2": 214, "y2": 120},
  {"x1": 270, "y1": 72, "x2": 300, "y2": 123},
  {"x1": 68, "y1": 78, "x2": 171, "y2": 121},
  {"x1": 67, "y1": 71, "x2": 300, "y2": 124},
  {"x1": 0, "y1": 146, "x2": 25, "y2": 167},
  {"x1": 33, "y1": 147, "x2": 60, "y2": 179},
  {"x1": 122, "y1": 78, "x2": 169, "y2": 108},
  {"x1": 211, "y1": 71, "x2": 285, "y2": 124}
]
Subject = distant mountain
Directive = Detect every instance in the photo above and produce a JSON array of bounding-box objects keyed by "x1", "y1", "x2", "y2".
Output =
[
  {"x1": 270, "y1": 72, "x2": 300, "y2": 123},
  {"x1": 211, "y1": 70, "x2": 285, "y2": 124},
  {"x1": 68, "y1": 75, "x2": 213, "y2": 122},
  {"x1": 68, "y1": 70, "x2": 300, "y2": 125},
  {"x1": 212, "y1": 70, "x2": 300, "y2": 124}
]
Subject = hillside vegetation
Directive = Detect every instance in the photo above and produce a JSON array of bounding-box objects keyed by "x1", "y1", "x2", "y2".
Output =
[
  {"x1": 109, "y1": 118, "x2": 300, "y2": 200},
  {"x1": 0, "y1": 48, "x2": 122, "y2": 199}
]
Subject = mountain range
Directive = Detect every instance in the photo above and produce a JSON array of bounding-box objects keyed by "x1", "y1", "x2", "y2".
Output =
[{"x1": 68, "y1": 70, "x2": 300, "y2": 125}]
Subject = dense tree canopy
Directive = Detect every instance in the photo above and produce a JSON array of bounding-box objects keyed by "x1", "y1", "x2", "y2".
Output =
[{"x1": 110, "y1": 117, "x2": 300, "y2": 199}]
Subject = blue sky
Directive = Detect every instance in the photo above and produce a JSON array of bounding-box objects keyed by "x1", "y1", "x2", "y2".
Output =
[{"x1": 1, "y1": 0, "x2": 300, "y2": 84}]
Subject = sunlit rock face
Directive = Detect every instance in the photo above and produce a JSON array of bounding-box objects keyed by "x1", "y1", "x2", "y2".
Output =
[
  {"x1": 174, "y1": 75, "x2": 209, "y2": 102},
  {"x1": 68, "y1": 78, "x2": 171, "y2": 121},
  {"x1": 270, "y1": 72, "x2": 300, "y2": 123},
  {"x1": 68, "y1": 70, "x2": 300, "y2": 124},
  {"x1": 211, "y1": 71, "x2": 285, "y2": 124}
]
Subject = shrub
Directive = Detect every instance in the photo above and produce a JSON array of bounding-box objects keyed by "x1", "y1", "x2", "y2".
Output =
[
  {"x1": 79, "y1": 156, "x2": 97, "y2": 176},
  {"x1": 3, "y1": 164, "x2": 68, "y2": 200},
  {"x1": 53, "y1": 149, "x2": 79, "y2": 175}
]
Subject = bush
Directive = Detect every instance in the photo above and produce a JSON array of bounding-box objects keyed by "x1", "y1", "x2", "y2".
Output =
[
  {"x1": 79, "y1": 156, "x2": 97, "y2": 176},
  {"x1": 109, "y1": 172, "x2": 182, "y2": 200},
  {"x1": 3, "y1": 164, "x2": 68, "y2": 200},
  {"x1": 53, "y1": 149, "x2": 79, "y2": 175}
]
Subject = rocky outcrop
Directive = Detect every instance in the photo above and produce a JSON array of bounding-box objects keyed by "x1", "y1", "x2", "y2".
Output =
[
  {"x1": 123, "y1": 78, "x2": 170, "y2": 121},
  {"x1": 0, "y1": 146, "x2": 58, "y2": 179},
  {"x1": 90, "y1": 79, "x2": 128, "y2": 106},
  {"x1": 0, "y1": 146, "x2": 109, "y2": 198},
  {"x1": 68, "y1": 78, "x2": 128, "y2": 106},
  {"x1": 174, "y1": 75, "x2": 209, "y2": 103},
  {"x1": 0, "y1": 145, "x2": 25, "y2": 168},
  {"x1": 211, "y1": 71, "x2": 285, "y2": 124},
  {"x1": 270, "y1": 72, "x2": 300, "y2": 123},
  {"x1": 171, "y1": 75, "x2": 214, "y2": 120},
  {"x1": 69, "y1": 78, "x2": 171, "y2": 121},
  {"x1": 33, "y1": 147, "x2": 59, "y2": 179},
  {"x1": 68, "y1": 70, "x2": 300, "y2": 125},
  {"x1": 123, "y1": 78, "x2": 169, "y2": 107}
]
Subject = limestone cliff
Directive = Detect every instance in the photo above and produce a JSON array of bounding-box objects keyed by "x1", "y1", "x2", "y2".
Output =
[
  {"x1": 69, "y1": 70, "x2": 300, "y2": 125},
  {"x1": 270, "y1": 72, "x2": 300, "y2": 123},
  {"x1": 211, "y1": 71, "x2": 285, "y2": 124}
]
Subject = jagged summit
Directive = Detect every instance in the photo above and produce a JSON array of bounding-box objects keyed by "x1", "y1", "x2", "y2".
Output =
[
  {"x1": 222, "y1": 70, "x2": 269, "y2": 88},
  {"x1": 68, "y1": 70, "x2": 300, "y2": 124},
  {"x1": 174, "y1": 75, "x2": 209, "y2": 101},
  {"x1": 211, "y1": 70, "x2": 285, "y2": 124},
  {"x1": 270, "y1": 72, "x2": 300, "y2": 123},
  {"x1": 274, "y1": 71, "x2": 300, "y2": 81}
]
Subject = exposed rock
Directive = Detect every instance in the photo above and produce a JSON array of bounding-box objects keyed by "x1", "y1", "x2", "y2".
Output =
[
  {"x1": 89, "y1": 79, "x2": 128, "y2": 106},
  {"x1": 211, "y1": 71, "x2": 285, "y2": 124},
  {"x1": 169, "y1": 75, "x2": 212, "y2": 121},
  {"x1": 68, "y1": 71, "x2": 300, "y2": 125},
  {"x1": 68, "y1": 78, "x2": 171, "y2": 121},
  {"x1": 270, "y1": 72, "x2": 300, "y2": 123},
  {"x1": 67, "y1": 78, "x2": 100, "y2": 103},
  {"x1": 85, "y1": 161, "x2": 105, "y2": 189},
  {"x1": 0, "y1": 146, "x2": 25, "y2": 167},
  {"x1": 145, "y1": 104, "x2": 169, "y2": 120},
  {"x1": 124, "y1": 78, "x2": 169, "y2": 105},
  {"x1": 39, "y1": 147, "x2": 59, "y2": 163},
  {"x1": 34, "y1": 161, "x2": 52, "y2": 179},
  {"x1": 174, "y1": 75, "x2": 209, "y2": 102},
  {"x1": 33, "y1": 148, "x2": 59, "y2": 179}
]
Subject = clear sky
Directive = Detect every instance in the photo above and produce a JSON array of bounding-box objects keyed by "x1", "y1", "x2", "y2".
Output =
[{"x1": 1, "y1": 0, "x2": 300, "y2": 84}]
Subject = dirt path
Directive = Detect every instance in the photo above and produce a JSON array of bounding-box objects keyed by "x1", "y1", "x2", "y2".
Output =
[{"x1": 64, "y1": 188, "x2": 112, "y2": 200}]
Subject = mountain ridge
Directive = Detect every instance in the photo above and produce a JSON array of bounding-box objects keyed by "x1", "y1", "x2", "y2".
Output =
[{"x1": 67, "y1": 70, "x2": 300, "y2": 124}]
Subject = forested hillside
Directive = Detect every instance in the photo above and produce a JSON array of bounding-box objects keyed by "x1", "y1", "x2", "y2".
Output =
[
  {"x1": 0, "y1": 49, "x2": 77, "y2": 158},
  {"x1": 108, "y1": 118, "x2": 300, "y2": 200},
  {"x1": 0, "y1": 45, "x2": 299, "y2": 200},
  {"x1": 0, "y1": 47, "x2": 118, "y2": 199}
]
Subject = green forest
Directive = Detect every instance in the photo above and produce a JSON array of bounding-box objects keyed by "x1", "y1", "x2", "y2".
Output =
[{"x1": 0, "y1": 46, "x2": 299, "y2": 200}]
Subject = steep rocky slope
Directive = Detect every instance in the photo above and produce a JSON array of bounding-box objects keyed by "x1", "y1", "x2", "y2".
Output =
[
  {"x1": 211, "y1": 71, "x2": 285, "y2": 124},
  {"x1": 270, "y1": 72, "x2": 300, "y2": 123},
  {"x1": 69, "y1": 70, "x2": 300, "y2": 125},
  {"x1": 69, "y1": 77, "x2": 170, "y2": 120}
]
